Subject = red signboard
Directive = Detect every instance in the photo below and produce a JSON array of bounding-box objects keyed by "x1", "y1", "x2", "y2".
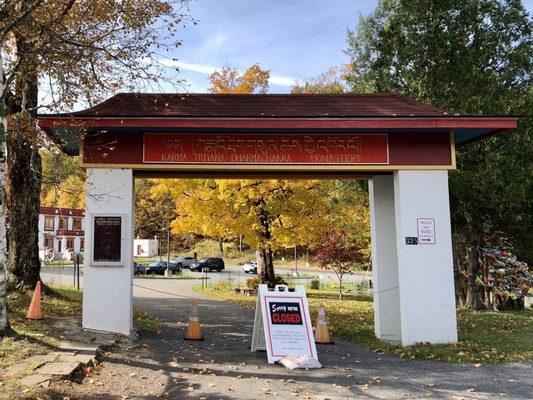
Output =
[{"x1": 143, "y1": 133, "x2": 389, "y2": 165}]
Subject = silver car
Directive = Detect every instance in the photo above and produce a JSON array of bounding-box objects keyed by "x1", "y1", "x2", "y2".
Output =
[
  {"x1": 172, "y1": 256, "x2": 196, "y2": 269},
  {"x1": 243, "y1": 260, "x2": 258, "y2": 274}
]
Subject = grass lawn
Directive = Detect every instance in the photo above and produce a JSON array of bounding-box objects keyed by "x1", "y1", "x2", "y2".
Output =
[
  {"x1": 0, "y1": 285, "x2": 83, "y2": 370},
  {"x1": 198, "y1": 282, "x2": 533, "y2": 364},
  {"x1": 0, "y1": 285, "x2": 153, "y2": 372}
]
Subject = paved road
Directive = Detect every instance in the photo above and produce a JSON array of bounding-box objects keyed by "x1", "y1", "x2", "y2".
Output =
[
  {"x1": 41, "y1": 264, "x2": 370, "y2": 288},
  {"x1": 45, "y1": 279, "x2": 532, "y2": 400}
]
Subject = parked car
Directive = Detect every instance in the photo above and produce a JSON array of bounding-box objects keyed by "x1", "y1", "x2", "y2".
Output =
[
  {"x1": 243, "y1": 260, "x2": 258, "y2": 274},
  {"x1": 133, "y1": 261, "x2": 146, "y2": 275},
  {"x1": 144, "y1": 261, "x2": 181, "y2": 275},
  {"x1": 190, "y1": 257, "x2": 225, "y2": 272},
  {"x1": 172, "y1": 256, "x2": 196, "y2": 269}
]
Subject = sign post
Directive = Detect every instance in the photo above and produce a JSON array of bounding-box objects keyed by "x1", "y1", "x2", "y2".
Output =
[{"x1": 251, "y1": 284, "x2": 318, "y2": 364}]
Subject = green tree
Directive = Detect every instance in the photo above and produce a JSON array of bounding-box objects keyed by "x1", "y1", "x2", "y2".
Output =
[{"x1": 345, "y1": 0, "x2": 532, "y2": 308}]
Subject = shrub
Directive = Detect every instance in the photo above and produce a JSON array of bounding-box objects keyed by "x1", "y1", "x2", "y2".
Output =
[
  {"x1": 211, "y1": 281, "x2": 233, "y2": 292},
  {"x1": 310, "y1": 279, "x2": 320, "y2": 290},
  {"x1": 269, "y1": 275, "x2": 288, "y2": 288},
  {"x1": 246, "y1": 277, "x2": 261, "y2": 289}
]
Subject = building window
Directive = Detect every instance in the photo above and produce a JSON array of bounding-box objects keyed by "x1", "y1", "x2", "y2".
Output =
[
  {"x1": 44, "y1": 216, "x2": 54, "y2": 231},
  {"x1": 66, "y1": 238, "x2": 74, "y2": 250},
  {"x1": 72, "y1": 218, "x2": 82, "y2": 230},
  {"x1": 45, "y1": 237, "x2": 54, "y2": 250},
  {"x1": 80, "y1": 239, "x2": 84, "y2": 252},
  {"x1": 57, "y1": 239, "x2": 62, "y2": 252},
  {"x1": 59, "y1": 217, "x2": 69, "y2": 230}
]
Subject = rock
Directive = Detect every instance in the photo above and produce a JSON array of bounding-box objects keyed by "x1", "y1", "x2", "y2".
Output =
[
  {"x1": 19, "y1": 374, "x2": 52, "y2": 387},
  {"x1": 59, "y1": 341, "x2": 98, "y2": 353},
  {"x1": 3, "y1": 354, "x2": 58, "y2": 377},
  {"x1": 2, "y1": 362, "x2": 29, "y2": 377},
  {"x1": 35, "y1": 361, "x2": 80, "y2": 377},
  {"x1": 58, "y1": 353, "x2": 94, "y2": 365}
]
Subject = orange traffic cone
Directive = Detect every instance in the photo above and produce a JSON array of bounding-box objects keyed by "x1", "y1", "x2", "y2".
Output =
[
  {"x1": 26, "y1": 281, "x2": 43, "y2": 320},
  {"x1": 184, "y1": 300, "x2": 203, "y2": 340},
  {"x1": 315, "y1": 303, "x2": 333, "y2": 344}
]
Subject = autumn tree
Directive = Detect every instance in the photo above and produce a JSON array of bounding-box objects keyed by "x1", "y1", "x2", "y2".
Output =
[
  {"x1": 312, "y1": 231, "x2": 366, "y2": 299},
  {"x1": 0, "y1": 1, "x2": 191, "y2": 337},
  {"x1": 209, "y1": 64, "x2": 270, "y2": 94},
  {"x1": 40, "y1": 150, "x2": 85, "y2": 209},
  {"x1": 291, "y1": 66, "x2": 348, "y2": 94},
  {"x1": 135, "y1": 179, "x2": 177, "y2": 248},
  {"x1": 345, "y1": 0, "x2": 532, "y2": 309},
  {"x1": 153, "y1": 179, "x2": 329, "y2": 285}
]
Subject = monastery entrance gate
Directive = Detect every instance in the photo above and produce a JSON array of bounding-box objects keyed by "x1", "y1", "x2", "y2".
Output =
[{"x1": 39, "y1": 93, "x2": 516, "y2": 346}]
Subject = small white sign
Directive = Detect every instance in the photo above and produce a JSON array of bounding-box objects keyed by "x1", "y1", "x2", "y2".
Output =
[
  {"x1": 417, "y1": 218, "x2": 436, "y2": 244},
  {"x1": 251, "y1": 285, "x2": 318, "y2": 364}
]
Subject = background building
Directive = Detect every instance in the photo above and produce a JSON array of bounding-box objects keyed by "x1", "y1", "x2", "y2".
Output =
[
  {"x1": 38, "y1": 207, "x2": 85, "y2": 261},
  {"x1": 134, "y1": 238, "x2": 159, "y2": 257}
]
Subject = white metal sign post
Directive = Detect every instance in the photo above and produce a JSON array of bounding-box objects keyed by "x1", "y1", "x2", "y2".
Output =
[{"x1": 251, "y1": 284, "x2": 318, "y2": 364}]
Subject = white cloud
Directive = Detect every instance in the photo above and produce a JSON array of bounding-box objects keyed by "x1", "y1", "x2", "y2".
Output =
[
  {"x1": 269, "y1": 76, "x2": 296, "y2": 86},
  {"x1": 161, "y1": 59, "x2": 217, "y2": 75},
  {"x1": 159, "y1": 59, "x2": 297, "y2": 87}
]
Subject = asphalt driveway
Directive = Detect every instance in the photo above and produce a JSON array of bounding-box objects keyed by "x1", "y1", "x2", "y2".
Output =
[{"x1": 46, "y1": 279, "x2": 532, "y2": 400}]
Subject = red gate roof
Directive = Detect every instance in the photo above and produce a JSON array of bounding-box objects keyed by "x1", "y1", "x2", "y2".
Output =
[{"x1": 38, "y1": 93, "x2": 517, "y2": 155}]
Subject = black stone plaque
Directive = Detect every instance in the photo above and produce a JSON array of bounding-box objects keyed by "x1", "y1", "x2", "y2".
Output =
[{"x1": 93, "y1": 216, "x2": 122, "y2": 263}]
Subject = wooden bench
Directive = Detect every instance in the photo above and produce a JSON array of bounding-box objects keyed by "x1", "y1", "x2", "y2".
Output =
[{"x1": 234, "y1": 287, "x2": 258, "y2": 297}]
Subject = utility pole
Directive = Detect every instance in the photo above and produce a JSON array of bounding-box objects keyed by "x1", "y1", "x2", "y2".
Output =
[
  {"x1": 165, "y1": 228, "x2": 171, "y2": 277},
  {"x1": 294, "y1": 245, "x2": 298, "y2": 275}
]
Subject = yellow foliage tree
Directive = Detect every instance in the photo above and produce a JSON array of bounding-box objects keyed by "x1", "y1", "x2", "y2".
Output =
[
  {"x1": 209, "y1": 64, "x2": 270, "y2": 94},
  {"x1": 148, "y1": 178, "x2": 372, "y2": 284},
  {"x1": 40, "y1": 150, "x2": 85, "y2": 209}
]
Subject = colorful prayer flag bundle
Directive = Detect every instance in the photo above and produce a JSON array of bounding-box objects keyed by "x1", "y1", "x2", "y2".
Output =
[{"x1": 481, "y1": 234, "x2": 531, "y2": 304}]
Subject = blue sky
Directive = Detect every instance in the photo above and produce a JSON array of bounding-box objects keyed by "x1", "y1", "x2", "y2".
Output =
[
  {"x1": 168, "y1": 0, "x2": 533, "y2": 94},
  {"x1": 169, "y1": 0, "x2": 377, "y2": 93}
]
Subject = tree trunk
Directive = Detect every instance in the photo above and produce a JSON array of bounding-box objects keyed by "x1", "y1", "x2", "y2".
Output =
[
  {"x1": 256, "y1": 247, "x2": 275, "y2": 286},
  {"x1": 266, "y1": 247, "x2": 275, "y2": 281},
  {"x1": 7, "y1": 133, "x2": 42, "y2": 290},
  {"x1": 338, "y1": 274, "x2": 343, "y2": 300},
  {"x1": 217, "y1": 237, "x2": 223, "y2": 256},
  {"x1": 482, "y1": 258, "x2": 491, "y2": 309},
  {"x1": 0, "y1": 49, "x2": 10, "y2": 336},
  {"x1": 6, "y1": 35, "x2": 41, "y2": 291},
  {"x1": 464, "y1": 246, "x2": 482, "y2": 310}
]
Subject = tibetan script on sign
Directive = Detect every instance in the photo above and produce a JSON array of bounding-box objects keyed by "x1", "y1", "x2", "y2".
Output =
[{"x1": 143, "y1": 133, "x2": 389, "y2": 164}]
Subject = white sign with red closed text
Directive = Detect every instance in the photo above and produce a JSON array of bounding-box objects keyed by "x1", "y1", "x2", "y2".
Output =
[
  {"x1": 417, "y1": 218, "x2": 436, "y2": 244},
  {"x1": 251, "y1": 285, "x2": 318, "y2": 364}
]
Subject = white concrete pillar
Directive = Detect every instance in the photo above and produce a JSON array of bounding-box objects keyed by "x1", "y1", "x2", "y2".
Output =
[
  {"x1": 82, "y1": 168, "x2": 134, "y2": 335},
  {"x1": 368, "y1": 175, "x2": 401, "y2": 342},
  {"x1": 393, "y1": 170, "x2": 457, "y2": 345}
]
